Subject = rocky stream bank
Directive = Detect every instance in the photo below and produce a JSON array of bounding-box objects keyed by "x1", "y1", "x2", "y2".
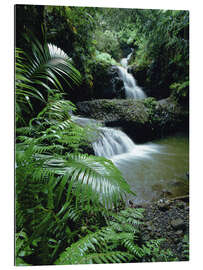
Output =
[
  {"x1": 134, "y1": 198, "x2": 189, "y2": 261},
  {"x1": 76, "y1": 97, "x2": 189, "y2": 142}
]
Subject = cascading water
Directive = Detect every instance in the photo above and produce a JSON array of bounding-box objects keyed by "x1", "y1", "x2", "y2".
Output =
[
  {"x1": 72, "y1": 115, "x2": 188, "y2": 204},
  {"x1": 72, "y1": 115, "x2": 160, "y2": 160},
  {"x1": 117, "y1": 51, "x2": 147, "y2": 99},
  {"x1": 72, "y1": 50, "x2": 188, "y2": 203},
  {"x1": 92, "y1": 127, "x2": 136, "y2": 158},
  {"x1": 92, "y1": 126, "x2": 160, "y2": 160}
]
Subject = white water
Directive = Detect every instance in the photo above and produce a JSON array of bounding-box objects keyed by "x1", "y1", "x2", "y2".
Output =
[
  {"x1": 118, "y1": 51, "x2": 146, "y2": 99},
  {"x1": 72, "y1": 115, "x2": 188, "y2": 204},
  {"x1": 92, "y1": 127, "x2": 135, "y2": 158},
  {"x1": 71, "y1": 115, "x2": 99, "y2": 127},
  {"x1": 91, "y1": 126, "x2": 161, "y2": 160},
  {"x1": 72, "y1": 115, "x2": 160, "y2": 160}
]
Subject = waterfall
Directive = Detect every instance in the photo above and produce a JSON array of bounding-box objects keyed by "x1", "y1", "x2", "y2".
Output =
[
  {"x1": 72, "y1": 115, "x2": 160, "y2": 160},
  {"x1": 92, "y1": 127, "x2": 135, "y2": 158},
  {"x1": 92, "y1": 126, "x2": 160, "y2": 160},
  {"x1": 117, "y1": 51, "x2": 146, "y2": 99},
  {"x1": 120, "y1": 51, "x2": 133, "y2": 68}
]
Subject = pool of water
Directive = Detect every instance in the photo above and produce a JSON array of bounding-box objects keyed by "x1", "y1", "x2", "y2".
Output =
[{"x1": 111, "y1": 133, "x2": 189, "y2": 204}]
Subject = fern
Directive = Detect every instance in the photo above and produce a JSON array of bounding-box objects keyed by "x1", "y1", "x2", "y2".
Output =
[
  {"x1": 55, "y1": 226, "x2": 134, "y2": 265},
  {"x1": 182, "y1": 234, "x2": 189, "y2": 260},
  {"x1": 16, "y1": 99, "x2": 136, "y2": 265},
  {"x1": 122, "y1": 239, "x2": 145, "y2": 258},
  {"x1": 15, "y1": 230, "x2": 33, "y2": 266},
  {"x1": 16, "y1": 36, "x2": 82, "y2": 125},
  {"x1": 76, "y1": 251, "x2": 134, "y2": 264},
  {"x1": 55, "y1": 229, "x2": 107, "y2": 265},
  {"x1": 55, "y1": 208, "x2": 144, "y2": 265}
]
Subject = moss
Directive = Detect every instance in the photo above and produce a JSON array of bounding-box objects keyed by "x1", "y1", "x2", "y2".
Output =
[{"x1": 76, "y1": 97, "x2": 188, "y2": 142}]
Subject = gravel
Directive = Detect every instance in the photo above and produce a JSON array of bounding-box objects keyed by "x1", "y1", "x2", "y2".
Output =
[{"x1": 135, "y1": 199, "x2": 189, "y2": 261}]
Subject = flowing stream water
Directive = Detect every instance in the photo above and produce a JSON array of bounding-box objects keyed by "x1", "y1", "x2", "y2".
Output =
[
  {"x1": 117, "y1": 51, "x2": 147, "y2": 99},
  {"x1": 110, "y1": 133, "x2": 189, "y2": 204},
  {"x1": 73, "y1": 52, "x2": 188, "y2": 204},
  {"x1": 73, "y1": 116, "x2": 189, "y2": 205}
]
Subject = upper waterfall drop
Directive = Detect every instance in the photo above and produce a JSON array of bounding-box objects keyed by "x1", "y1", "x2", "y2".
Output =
[{"x1": 118, "y1": 51, "x2": 146, "y2": 99}]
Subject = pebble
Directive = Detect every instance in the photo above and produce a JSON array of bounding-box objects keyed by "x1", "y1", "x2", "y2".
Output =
[
  {"x1": 157, "y1": 199, "x2": 171, "y2": 211},
  {"x1": 138, "y1": 199, "x2": 189, "y2": 260},
  {"x1": 175, "y1": 230, "x2": 183, "y2": 236},
  {"x1": 171, "y1": 218, "x2": 185, "y2": 230}
]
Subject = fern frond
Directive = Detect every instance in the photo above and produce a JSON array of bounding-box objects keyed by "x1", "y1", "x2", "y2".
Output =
[
  {"x1": 122, "y1": 239, "x2": 144, "y2": 258},
  {"x1": 46, "y1": 153, "x2": 133, "y2": 209},
  {"x1": 38, "y1": 99, "x2": 76, "y2": 121},
  {"x1": 108, "y1": 208, "x2": 144, "y2": 233},
  {"x1": 55, "y1": 229, "x2": 107, "y2": 265},
  {"x1": 109, "y1": 221, "x2": 140, "y2": 234},
  {"x1": 76, "y1": 251, "x2": 134, "y2": 264}
]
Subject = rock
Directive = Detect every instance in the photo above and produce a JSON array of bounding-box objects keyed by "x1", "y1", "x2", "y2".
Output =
[
  {"x1": 157, "y1": 199, "x2": 171, "y2": 211},
  {"x1": 128, "y1": 200, "x2": 134, "y2": 207},
  {"x1": 142, "y1": 234, "x2": 150, "y2": 241},
  {"x1": 76, "y1": 97, "x2": 189, "y2": 142},
  {"x1": 173, "y1": 237, "x2": 180, "y2": 244},
  {"x1": 171, "y1": 218, "x2": 185, "y2": 230},
  {"x1": 175, "y1": 230, "x2": 183, "y2": 236},
  {"x1": 170, "y1": 179, "x2": 183, "y2": 187},
  {"x1": 80, "y1": 143, "x2": 95, "y2": 155},
  {"x1": 147, "y1": 225, "x2": 156, "y2": 231},
  {"x1": 176, "y1": 201, "x2": 185, "y2": 209}
]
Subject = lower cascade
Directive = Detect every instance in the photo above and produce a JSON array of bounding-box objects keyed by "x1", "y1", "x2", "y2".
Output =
[
  {"x1": 72, "y1": 115, "x2": 160, "y2": 159},
  {"x1": 117, "y1": 51, "x2": 146, "y2": 99},
  {"x1": 92, "y1": 127, "x2": 135, "y2": 158},
  {"x1": 72, "y1": 115, "x2": 188, "y2": 204},
  {"x1": 92, "y1": 126, "x2": 160, "y2": 159}
]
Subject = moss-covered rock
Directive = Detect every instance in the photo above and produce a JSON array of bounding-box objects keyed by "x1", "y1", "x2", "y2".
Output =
[
  {"x1": 76, "y1": 97, "x2": 189, "y2": 142},
  {"x1": 90, "y1": 62, "x2": 125, "y2": 99}
]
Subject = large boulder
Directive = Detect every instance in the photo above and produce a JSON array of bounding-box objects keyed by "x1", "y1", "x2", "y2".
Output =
[
  {"x1": 76, "y1": 97, "x2": 189, "y2": 142},
  {"x1": 91, "y1": 63, "x2": 125, "y2": 99}
]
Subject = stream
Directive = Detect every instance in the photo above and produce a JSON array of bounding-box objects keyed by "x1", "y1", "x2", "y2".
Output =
[
  {"x1": 73, "y1": 115, "x2": 189, "y2": 205},
  {"x1": 74, "y1": 51, "x2": 189, "y2": 205},
  {"x1": 111, "y1": 133, "x2": 189, "y2": 204}
]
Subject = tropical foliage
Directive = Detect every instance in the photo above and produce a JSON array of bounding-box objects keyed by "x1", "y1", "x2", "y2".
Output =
[
  {"x1": 16, "y1": 5, "x2": 189, "y2": 103},
  {"x1": 15, "y1": 4, "x2": 188, "y2": 266},
  {"x1": 55, "y1": 207, "x2": 177, "y2": 265},
  {"x1": 16, "y1": 96, "x2": 136, "y2": 264},
  {"x1": 15, "y1": 34, "x2": 81, "y2": 125}
]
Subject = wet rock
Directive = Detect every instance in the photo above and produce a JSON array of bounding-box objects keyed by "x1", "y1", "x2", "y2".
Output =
[
  {"x1": 147, "y1": 225, "x2": 156, "y2": 231},
  {"x1": 173, "y1": 237, "x2": 180, "y2": 244},
  {"x1": 128, "y1": 200, "x2": 134, "y2": 208},
  {"x1": 80, "y1": 143, "x2": 95, "y2": 155},
  {"x1": 139, "y1": 199, "x2": 189, "y2": 261},
  {"x1": 142, "y1": 234, "x2": 150, "y2": 241},
  {"x1": 157, "y1": 199, "x2": 171, "y2": 211},
  {"x1": 170, "y1": 180, "x2": 183, "y2": 187},
  {"x1": 171, "y1": 218, "x2": 185, "y2": 230},
  {"x1": 175, "y1": 230, "x2": 183, "y2": 236},
  {"x1": 176, "y1": 201, "x2": 185, "y2": 209},
  {"x1": 76, "y1": 97, "x2": 189, "y2": 142}
]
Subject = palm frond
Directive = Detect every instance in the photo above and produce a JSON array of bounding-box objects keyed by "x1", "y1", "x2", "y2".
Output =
[
  {"x1": 15, "y1": 36, "x2": 82, "y2": 125},
  {"x1": 46, "y1": 153, "x2": 134, "y2": 209},
  {"x1": 23, "y1": 35, "x2": 82, "y2": 90}
]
